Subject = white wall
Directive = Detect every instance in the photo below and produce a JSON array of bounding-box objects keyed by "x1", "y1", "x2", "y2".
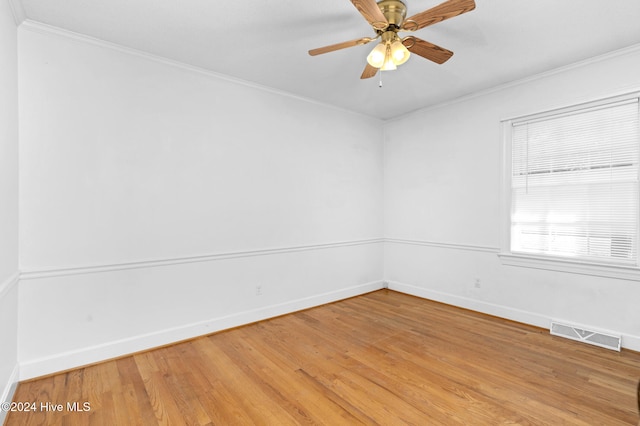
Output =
[
  {"x1": 14, "y1": 12, "x2": 639, "y2": 383},
  {"x1": 0, "y1": 0, "x2": 20, "y2": 417},
  {"x1": 18, "y1": 24, "x2": 384, "y2": 378},
  {"x1": 384, "y1": 45, "x2": 640, "y2": 350}
]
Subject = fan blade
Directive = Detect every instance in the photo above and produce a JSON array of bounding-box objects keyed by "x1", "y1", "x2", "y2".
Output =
[
  {"x1": 402, "y1": 0, "x2": 475, "y2": 31},
  {"x1": 350, "y1": 0, "x2": 389, "y2": 30},
  {"x1": 309, "y1": 37, "x2": 374, "y2": 56},
  {"x1": 403, "y1": 37, "x2": 453, "y2": 64},
  {"x1": 360, "y1": 63, "x2": 379, "y2": 79}
]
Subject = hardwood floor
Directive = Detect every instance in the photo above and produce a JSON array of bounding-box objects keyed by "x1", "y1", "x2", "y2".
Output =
[{"x1": 6, "y1": 290, "x2": 640, "y2": 425}]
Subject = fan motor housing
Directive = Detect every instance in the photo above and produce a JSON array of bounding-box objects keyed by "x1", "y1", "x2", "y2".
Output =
[{"x1": 377, "y1": 0, "x2": 407, "y2": 27}]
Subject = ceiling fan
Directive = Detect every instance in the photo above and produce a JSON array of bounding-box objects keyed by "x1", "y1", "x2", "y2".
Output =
[{"x1": 308, "y1": 0, "x2": 476, "y2": 79}]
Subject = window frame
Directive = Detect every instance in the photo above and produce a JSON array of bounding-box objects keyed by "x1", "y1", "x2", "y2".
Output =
[{"x1": 499, "y1": 92, "x2": 640, "y2": 281}]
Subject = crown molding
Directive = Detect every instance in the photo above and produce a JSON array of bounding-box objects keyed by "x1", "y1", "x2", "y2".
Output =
[
  {"x1": 7, "y1": 0, "x2": 25, "y2": 25},
  {"x1": 385, "y1": 42, "x2": 640, "y2": 123},
  {"x1": 19, "y1": 20, "x2": 382, "y2": 124}
]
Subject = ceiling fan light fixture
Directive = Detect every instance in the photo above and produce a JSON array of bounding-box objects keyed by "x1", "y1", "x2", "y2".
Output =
[
  {"x1": 380, "y1": 44, "x2": 397, "y2": 71},
  {"x1": 367, "y1": 42, "x2": 387, "y2": 68},
  {"x1": 390, "y1": 39, "x2": 410, "y2": 65},
  {"x1": 308, "y1": 0, "x2": 476, "y2": 79}
]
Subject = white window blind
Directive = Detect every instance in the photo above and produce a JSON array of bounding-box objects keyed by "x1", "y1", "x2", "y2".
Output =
[{"x1": 510, "y1": 97, "x2": 640, "y2": 265}]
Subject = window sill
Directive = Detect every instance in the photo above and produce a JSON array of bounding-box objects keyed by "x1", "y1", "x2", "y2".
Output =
[{"x1": 498, "y1": 252, "x2": 640, "y2": 281}]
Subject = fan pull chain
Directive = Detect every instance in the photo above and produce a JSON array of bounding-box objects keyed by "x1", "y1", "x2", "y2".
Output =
[{"x1": 379, "y1": 72, "x2": 383, "y2": 88}]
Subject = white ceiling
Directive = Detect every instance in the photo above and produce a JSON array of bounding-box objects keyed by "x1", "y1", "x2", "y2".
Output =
[{"x1": 17, "y1": 0, "x2": 640, "y2": 120}]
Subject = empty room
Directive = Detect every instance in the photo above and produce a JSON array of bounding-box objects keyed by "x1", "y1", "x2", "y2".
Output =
[{"x1": 2, "y1": 0, "x2": 640, "y2": 424}]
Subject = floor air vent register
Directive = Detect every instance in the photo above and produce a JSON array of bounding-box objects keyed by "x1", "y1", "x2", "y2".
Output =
[{"x1": 550, "y1": 321, "x2": 621, "y2": 351}]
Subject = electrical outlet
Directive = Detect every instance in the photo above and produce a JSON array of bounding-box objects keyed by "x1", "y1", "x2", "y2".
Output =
[
  {"x1": 474, "y1": 279, "x2": 481, "y2": 289},
  {"x1": 256, "y1": 285, "x2": 262, "y2": 296}
]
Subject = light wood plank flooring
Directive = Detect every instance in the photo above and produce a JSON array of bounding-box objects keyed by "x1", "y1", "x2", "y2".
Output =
[{"x1": 6, "y1": 290, "x2": 640, "y2": 425}]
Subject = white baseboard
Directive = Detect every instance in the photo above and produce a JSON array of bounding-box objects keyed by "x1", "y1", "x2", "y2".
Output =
[
  {"x1": 388, "y1": 280, "x2": 640, "y2": 352},
  {"x1": 0, "y1": 272, "x2": 19, "y2": 424},
  {"x1": 0, "y1": 364, "x2": 19, "y2": 425},
  {"x1": 387, "y1": 280, "x2": 550, "y2": 328},
  {"x1": 621, "y1": 334, "x2": 640, "y2": 352},
  {"x1": 18, "y1": 278, "x2": 640, "y2": 380},
  {"x1": 19, "y1": 280, "x2": 384, "y2": 380}
]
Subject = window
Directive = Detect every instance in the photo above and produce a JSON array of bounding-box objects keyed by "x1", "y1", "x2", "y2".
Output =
[{"x1": 501, "y1": 95, "x2": 640, "y2": 278}]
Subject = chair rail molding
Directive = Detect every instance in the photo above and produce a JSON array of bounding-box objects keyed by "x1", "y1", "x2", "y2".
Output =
[{"x1": 20, "y1": 238, "x2": 385, "y2": 280}]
